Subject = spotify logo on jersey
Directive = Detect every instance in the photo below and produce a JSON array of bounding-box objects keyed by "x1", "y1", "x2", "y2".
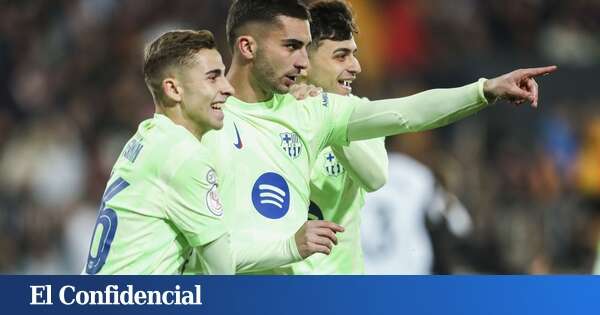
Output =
[{"x1": 251, "y1": 172, "x2": 290, "y2": 219}]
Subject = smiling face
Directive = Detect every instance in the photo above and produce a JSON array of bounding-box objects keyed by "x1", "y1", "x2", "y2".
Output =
[
  {"x1": 178, "y1": 49, "x2": 234, "y2": 131},
  {"x1": 252, "y1": 16, "x2": 312, "y2": 94},
  {"x1": 307, "y1": 37, "x2": 361, "y2": 95}
]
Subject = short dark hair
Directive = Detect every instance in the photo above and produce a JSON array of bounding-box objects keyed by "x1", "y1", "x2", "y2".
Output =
[
  {"x1": 308, "y1": 0, "x2": 358, "y2": 45},
  {"x1": 226, "y1": 0, "x2": 310, "y2": 49},
  {"x1": 143, "y1": 30, "x2": 216, "y2": 102}
]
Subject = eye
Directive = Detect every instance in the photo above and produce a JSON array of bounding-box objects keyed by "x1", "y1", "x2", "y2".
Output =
[
  {"x1": 334, "y1": 54, "x2": 347, "y2": 61},
  {"x1": 285, "y1": 43, "x2": 301, "y2": 50}
]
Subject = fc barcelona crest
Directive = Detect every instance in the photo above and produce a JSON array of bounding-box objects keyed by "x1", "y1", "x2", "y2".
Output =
[
  {"x1": 280, "y1": 132, "x2": 302, "y2": 159},
  {"x1": 323, "y1": 151, "x2": 344, "y2": 177}
]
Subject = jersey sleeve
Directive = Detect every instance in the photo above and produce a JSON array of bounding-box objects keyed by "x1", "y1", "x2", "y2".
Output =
[
  {"x1": 347, "y1": 79, "x2": 489, "y2": 140},
  {"x1": 165, "y1": 148, "x2": 227, "y2": 248},
  {"x1": 310, "y1": 93, "x2": 363, "y2": 151}
]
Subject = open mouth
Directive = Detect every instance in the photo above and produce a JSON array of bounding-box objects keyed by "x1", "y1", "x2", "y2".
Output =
[
  {"x1": 211, "y1": 102, "x2": 223, "y2": 110},
  {"x1": 338, "y1": 79, "x2": 353, "y2": 92},
  {"x1": 285, "y1": 75, "x2": 298, "y2": 83}
]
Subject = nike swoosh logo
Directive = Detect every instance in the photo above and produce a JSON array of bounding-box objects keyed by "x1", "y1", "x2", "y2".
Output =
[{"x1": 233, "y1": 122, "x2": 243, "y2": 149}]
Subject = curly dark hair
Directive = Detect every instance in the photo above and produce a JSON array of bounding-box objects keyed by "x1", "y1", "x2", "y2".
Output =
[{"x1": 308, "y1": 0, "x2": 358, "y2": 46}]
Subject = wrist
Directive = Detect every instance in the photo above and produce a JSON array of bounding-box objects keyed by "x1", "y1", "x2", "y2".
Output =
[
  {"x1": 288, "y1": 235, "x2": 303, "y2": 261},
  {"x1": 482, "y1": 78, "x2": 499, "y2": 104}
]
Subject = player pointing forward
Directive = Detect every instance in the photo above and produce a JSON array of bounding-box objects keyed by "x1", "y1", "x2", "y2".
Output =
[
  {"x1": 292, "y1": 0, "x2": 555, "y2": 275},
  {"x1": 197, "y1": 0, "x2": 556, "y2": 274}
]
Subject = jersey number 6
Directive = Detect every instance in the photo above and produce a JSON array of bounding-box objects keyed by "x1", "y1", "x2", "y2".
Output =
[{"x1": 85, "y1": 177, "x2": 129, "y2": 274}]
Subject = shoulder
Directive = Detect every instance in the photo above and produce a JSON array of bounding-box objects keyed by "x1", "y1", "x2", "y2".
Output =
[
  {"x1": 166, "y1": 141, "x2": 214, "y2": 188},
  {"x1": 307, "y1": 92, "x2": 366, "y2": 109},
  {"x1": 349, "y1": 94, "x2": 370, "y2": 103},
  {"x1": 140, "y1": 115, "x2": 199, "y2": 148},
  {"x1": 278, "y1": 92, "x2": 351, "y2": 111},
  {"x1": 145, "y1": 116, "x2": 209, "y2": 175}
]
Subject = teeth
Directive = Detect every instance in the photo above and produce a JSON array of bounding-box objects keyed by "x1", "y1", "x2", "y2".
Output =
[{"x1": 339, "y1": 80, "x2": 351, "y2": 88}]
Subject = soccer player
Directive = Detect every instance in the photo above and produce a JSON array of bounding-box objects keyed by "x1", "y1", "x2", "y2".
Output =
[
  {"x1": 82, "y1": 30, "x2": 235, "y2": 274},
  {"x1": 200, "y1": 0, "x2": 555, "y2": 274},
  {"x1": 291, "y1": 1, "x2": 387, "y2": 274}
]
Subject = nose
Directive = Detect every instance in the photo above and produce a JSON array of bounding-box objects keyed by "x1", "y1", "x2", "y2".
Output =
[
  {"x1": 294, "y1": 47, "x2": 309, "y2": 72},
  {"x1": 220, "y1": 77, "x2": 235, "y2": 96},
  {"x1": 348, "y1": 56, "x2": 362, "y2": 76}
]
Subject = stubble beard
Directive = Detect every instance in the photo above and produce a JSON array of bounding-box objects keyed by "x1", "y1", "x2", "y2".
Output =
[{"x1": 254, "y1": 51, "x2": 287, "y2": 95}]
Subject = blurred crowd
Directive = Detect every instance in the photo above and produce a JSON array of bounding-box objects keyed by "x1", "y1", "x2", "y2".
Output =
[{"x1": 0, "y1": 0, "x2": 599, "y2": 274}]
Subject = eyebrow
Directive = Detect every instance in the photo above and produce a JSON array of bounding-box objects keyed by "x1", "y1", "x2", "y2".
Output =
[
  {"x1": 205, "y1": 69, "x2": 223, "y2": 76},
  {"x1": 333, "y1": 47, "x2": 357, "y2": 55},
  {"x1": 282, "y1": 38, "x2": 310, "y2": 47}
]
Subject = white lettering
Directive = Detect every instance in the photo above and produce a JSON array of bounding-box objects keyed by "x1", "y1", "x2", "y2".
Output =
[
  {"x1": 50, "y1": 283, "x2": 203, "y2": 306},
  {"x1": 59, "y1": 285, "x2": 76, "y2": 305},
  {"x1": 88, "y1": 290, "x2": 103, "y2": 305},
  {"x1": 134, "y1": 290, "x2": 146, "y2": 304},
  {"x1": 195, "y1": 285, "x2": 202, "y2": 305},
  {"x1": 147, "y1": 290, "x2": 161, "y2": 305},
  {"x1": 76, "y1": 290, "x2": 89, "y2": 305},
  {"x1": 162, "y1": 291, "x2": 174, "y2": 305},
  {"x1": 30, "y1": 285, "x2": 52, "y2": 305},
  {"x1": 105, "y1": 285, "x2": 119, "y2": 304},
  {"x1": 174, "y1": 285, "x2": 181, "y2": 304},
  {"x1": 119, "y1": 285, "x2": 134, "y2": 305}
]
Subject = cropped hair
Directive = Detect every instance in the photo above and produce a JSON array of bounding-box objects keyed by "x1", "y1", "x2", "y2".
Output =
[
  {"x1": 226, "y1": 0, "x2": 310, "y2": 49},
  {"x1": 143, "y1": 30, "x2": 216, "y2": 101}
]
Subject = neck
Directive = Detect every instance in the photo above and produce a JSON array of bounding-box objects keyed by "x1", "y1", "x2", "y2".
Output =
[
  {"x1": 227, "y1": 57, "x2": 274, "y2": 103},
  {"x1": 155, "y1": 104, "x2": 206, "y2": 140}
]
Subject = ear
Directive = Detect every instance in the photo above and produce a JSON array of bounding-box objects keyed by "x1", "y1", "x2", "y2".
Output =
[
  {"x1": 237, "y1": 35, "x2": 257, "y2": 60},
  {"x1": 162, "y1": 77, "x2": 183, "y2": 103}
]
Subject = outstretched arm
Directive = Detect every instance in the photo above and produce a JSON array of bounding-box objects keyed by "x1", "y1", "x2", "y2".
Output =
[{"x1": 347, "y1": 66, "x2": 557, "y2": 141}]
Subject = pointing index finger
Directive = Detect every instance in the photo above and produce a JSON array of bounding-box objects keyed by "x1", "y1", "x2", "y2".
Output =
[{"x1": 522, "y1": 65, "x2": 558, "y2": 78}]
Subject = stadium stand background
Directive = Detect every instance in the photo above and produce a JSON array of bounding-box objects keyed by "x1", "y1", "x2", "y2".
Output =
[{"x1": 0, "y1": 0, "x2": 598, "y2": 273}]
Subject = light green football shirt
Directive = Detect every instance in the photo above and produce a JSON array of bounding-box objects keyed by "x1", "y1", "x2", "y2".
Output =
[
  {"x1": 83, "y1": 114, "x2": 226, "y2": 275},
  {"x1": 201, "y1": 81, "x2": 487, "y2": 274},
  {"x1": 291, "y1": 137, "x2": 385, "y2": 274},
  {"x1": 291, "y1": 94, "x2": 385, "y2": 275},
  {"x1": 201, "y1": 93, "x2": 359, "y2": 274}
]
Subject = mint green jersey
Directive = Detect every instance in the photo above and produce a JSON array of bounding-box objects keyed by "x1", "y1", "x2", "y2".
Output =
[
  {"x1": 291, "y1": 137, "x2": 385, "y2": 274},
  {"x1": 290, "y1": 93, "x2": 386, "y2": 275},
  {"x1": 83, "y1": 114, "x2": 226, "y2": 275},
  {"x1": 201, "y1": 81, "x2": 487, "y2": 274},
  {"x1": 201, "y1": 93, "x2": 359, "y2": 274}
]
